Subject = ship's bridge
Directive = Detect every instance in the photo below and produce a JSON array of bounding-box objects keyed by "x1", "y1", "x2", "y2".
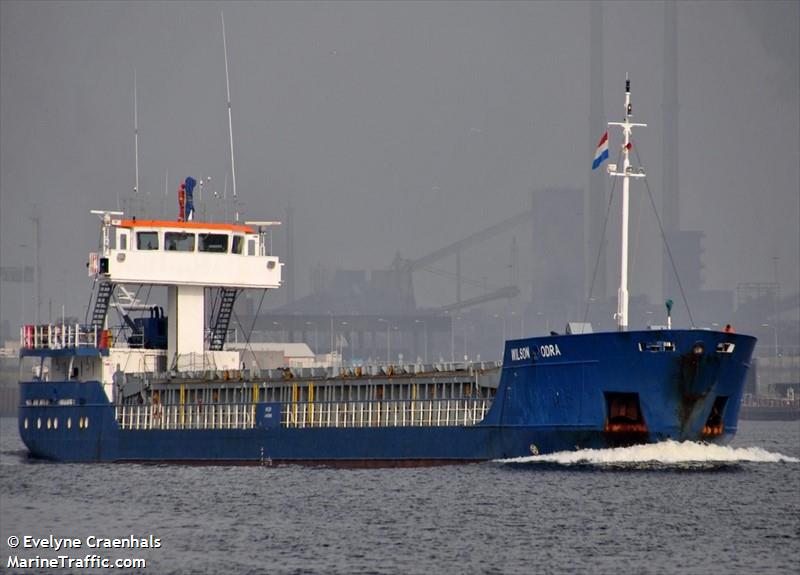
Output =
[
  {"x1": 91, "y1": 218, "x2": 281, "y2": 289},
  {"x1": 86, "y1": 212, "x2": 283, "y2": 373}
]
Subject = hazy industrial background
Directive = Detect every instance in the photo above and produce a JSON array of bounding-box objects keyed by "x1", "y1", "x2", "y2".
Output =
[{"x1": 1, "y1": 1, "x2": 798, "y2": 358}]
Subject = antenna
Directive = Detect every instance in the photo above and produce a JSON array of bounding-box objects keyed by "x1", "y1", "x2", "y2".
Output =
[
  {"x1": 223, "y1": 171, "x2": 229, "y2": 222},
  {"x1": 221, "y1": 12, "x2": 239, "y2": 222},
  {"x1": 163, "y1": 168, "x2": 169, "y2": 218},
  {"x1": 134, "y1": 69, "x2": 140, "y2": 195}
]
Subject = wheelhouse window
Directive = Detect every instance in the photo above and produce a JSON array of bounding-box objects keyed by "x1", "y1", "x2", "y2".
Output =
[
  {"x1": 165, "y1": 232, "x2": 195, "y2": 252},
  {"x1": 247, "y1": 238, "x2": 256, "y2": 256},
  {"x1": 198, "y1": 233, "x2": 229, "y2": 253},
  {"x1": 137, "y1": 231, "x2": 159, "y2": 250},
  {"x1": 232, "y1": 235, "x2": 244, "y2": 254}
]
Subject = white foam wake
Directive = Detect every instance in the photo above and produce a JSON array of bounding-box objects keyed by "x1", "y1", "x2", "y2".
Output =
[{"x1": 499, "y1": 440, "x2": 799, "y2": 466}]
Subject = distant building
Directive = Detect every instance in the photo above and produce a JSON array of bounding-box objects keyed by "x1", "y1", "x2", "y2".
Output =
[
  {"x1": 229, "y1": 342, "x2": 316, "y2": 369},
  {"x1": 753, "y1": 356, "x2": 800, "y2": 399},
  {"x1": 663, "y1": 230, "x2": 734, "y2": 326},
  {"x1": 530, "y1": 188, "x2": 585, "y2": 325}
]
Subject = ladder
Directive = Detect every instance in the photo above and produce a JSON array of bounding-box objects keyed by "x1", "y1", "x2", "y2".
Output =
[
  {"x1": 90, "y1": 282, "x2": 115, "y2": 330},
  {"x1": 209, "y1": 287, "x2": 238, "y2": 351}
]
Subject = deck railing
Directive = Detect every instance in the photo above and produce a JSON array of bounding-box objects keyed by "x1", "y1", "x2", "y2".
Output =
[
  {"x1": 21, "y1": 324, "x2": 103, "y2": 350},
  {"x1": 115, "y1": 398, "x2": 491, "y2": 431},
  {"x1": 281, "y1": 398, "x2": 491, "y2": 429},
  {"x1": 116, "y1": 402, "x2": 256, "y2": 431}
]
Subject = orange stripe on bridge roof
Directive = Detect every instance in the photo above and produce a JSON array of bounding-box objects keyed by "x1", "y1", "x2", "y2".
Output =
[{"x1": 117, "y1": 220, "x2": 255, "y2": 233}]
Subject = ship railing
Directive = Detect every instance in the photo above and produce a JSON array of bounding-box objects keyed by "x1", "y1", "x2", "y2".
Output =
[
  {"x1": 116, "y1": 401, "x2": 257, "y2": 431},
  {"x1": 282, "y1": 398, "x2": 491, "y2": 429},
  {"x1": 115, "y1": 397, "x2": 492, "y2": 431},
  {"x1": 741, "y1": 396, "x2": 800, "y2": 409},
  {"x1": 20, "y1": 323, "x2": 106, "y2": 350}
]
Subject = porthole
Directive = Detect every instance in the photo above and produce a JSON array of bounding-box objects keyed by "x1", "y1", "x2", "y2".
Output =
[
  {"x1": 85, "y1": 417, "x2": 89, "y2": 429},
  {"x1": 37, "y1": 418, "x2": 42, "y2": 429},
  {"x1": 67, "y1": 417, "x2": 72, "y2": 429},
  {"x1": 78, "y1": 417, "x2": 84, "y2": 429},
  {"x1": 53, "y1": 417, "x2": 59, "y2": 430},
  {"x1": 47, "y1": 418, "x2": 51, "y2": 430},
  {"x1": 23, "y1": 418, "x2": 28, "y2": 430}
]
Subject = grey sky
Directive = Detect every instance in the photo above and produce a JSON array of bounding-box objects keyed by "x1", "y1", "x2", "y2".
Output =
[{"x1": 1, "y1": 0, "x2": 798, "y2": 327}]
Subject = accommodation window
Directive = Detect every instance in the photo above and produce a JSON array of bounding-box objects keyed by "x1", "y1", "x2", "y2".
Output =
[
  {"x1": 165, "y1": 232, "x2": 195, "y2": 252},
  {"x1": 232, "y1": 235, "x2": 244, "y2": 254},
  {"x1": 198, "y1": 234, "x2": 229, "y2": 253},
  {"x1": 137, "y1": 231, "x2": 159, "y2": 250}
]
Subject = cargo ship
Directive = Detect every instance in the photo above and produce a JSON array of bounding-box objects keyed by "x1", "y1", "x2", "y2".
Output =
[{"x1": 17, "y1": 79, "x2": 756, "y2": 464}]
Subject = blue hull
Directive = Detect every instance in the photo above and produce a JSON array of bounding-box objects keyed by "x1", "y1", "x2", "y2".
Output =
[{"x1": 18, "y1": 329, "x2": 755, "y2": 464}]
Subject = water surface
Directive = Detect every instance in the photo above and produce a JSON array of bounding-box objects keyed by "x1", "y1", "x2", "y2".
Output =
[{"x1": 1, "y1": 418, "x2": 797, "y2": 574}]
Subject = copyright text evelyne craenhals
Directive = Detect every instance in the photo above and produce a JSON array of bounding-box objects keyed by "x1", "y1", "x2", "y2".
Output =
[{"x1": 6, "y1": 534, "x2": 161, "y2": 570}]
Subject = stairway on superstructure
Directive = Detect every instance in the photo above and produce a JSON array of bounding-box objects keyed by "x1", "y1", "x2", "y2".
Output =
[
  {"x1": 90, "y1": 282, "x2": 115, "y2": 330},
  {"x1": 209, "y1": 288, "x2": 239, "y2": 351}
]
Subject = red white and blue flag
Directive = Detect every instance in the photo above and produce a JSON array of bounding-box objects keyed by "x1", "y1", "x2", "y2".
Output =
[{"x1": 592, "y1": 131, "x2": 609, "y2": 170}]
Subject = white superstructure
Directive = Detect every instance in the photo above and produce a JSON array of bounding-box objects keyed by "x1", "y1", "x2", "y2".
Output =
[
  {"x1": 88, "y1": 212, "x2": 282, "y2": 370},
  {"x1": 92, "y1": 217, "x2": 281, "y2": 288}
]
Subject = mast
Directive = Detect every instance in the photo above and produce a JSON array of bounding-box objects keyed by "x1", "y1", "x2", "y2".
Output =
[
  {"x1": 134, "y1": 69, "x2": 140, "y2": 196},
  {"x1": 607, "y1": 75, "x2": 646, "y2": 331},
  {"x1": 221, "y1": 12, "x2": 238, "y2": 222},
  {"x1": 31, "y1": 203, "x2": 41, "y2": 324}
]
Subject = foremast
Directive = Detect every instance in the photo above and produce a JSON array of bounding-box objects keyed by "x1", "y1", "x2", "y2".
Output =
[{"x1": 608, "y1": 75, "x2": 647, "y2": 331}]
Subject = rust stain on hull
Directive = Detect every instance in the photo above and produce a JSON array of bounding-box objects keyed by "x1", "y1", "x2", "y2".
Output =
[{"x1": 675, "y1": 347, "x2": 721, "y2": 436}]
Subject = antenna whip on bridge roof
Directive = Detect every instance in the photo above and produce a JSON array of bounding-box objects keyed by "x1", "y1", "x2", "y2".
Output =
[{"x1": 221, "y1": 12, "x2": 239, "y2": 222}]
